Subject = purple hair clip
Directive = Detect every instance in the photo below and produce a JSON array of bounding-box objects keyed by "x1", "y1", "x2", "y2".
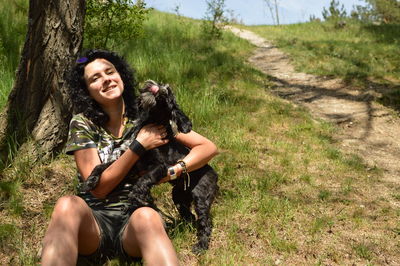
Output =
[{"x1": 76, "y1": 56, "x2": 88, "y2": 64}]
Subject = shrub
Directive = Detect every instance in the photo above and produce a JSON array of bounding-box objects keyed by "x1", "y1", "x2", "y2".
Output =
[{"x1": 84, "y1": 0, "x2": 149, "y2": 49}]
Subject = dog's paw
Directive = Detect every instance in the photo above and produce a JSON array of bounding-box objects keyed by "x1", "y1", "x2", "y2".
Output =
[
  {"x1": 192, "y1": 242, "x2": 208, "y2": 255},
  {"x1": 80, "y1": 162, "x2": 113, "y2": 192},
  {"x1": 80, "y1": 174, "x2": 100, "y2": 192},
  {"x1": 177, "y1": 209, "x2": 196, "y2": 223}
]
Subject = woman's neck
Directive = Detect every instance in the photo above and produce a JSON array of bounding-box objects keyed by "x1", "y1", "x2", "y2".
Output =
[{"x1": 102, "y1": 99, "x2": 126, "y2": 137}]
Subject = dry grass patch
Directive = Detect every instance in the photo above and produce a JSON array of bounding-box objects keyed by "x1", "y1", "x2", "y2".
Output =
[{"x1": 0, "y1": 144, "x2": 76, "y2": 265}]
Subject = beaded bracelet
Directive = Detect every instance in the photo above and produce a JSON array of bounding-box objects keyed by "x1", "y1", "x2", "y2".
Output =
[
  {"x1": 177, "y1": 160, "x2": 190, "y2": 190},
  {"x1": 177, "y1": 160, "x2": 187, "y2": 174}
]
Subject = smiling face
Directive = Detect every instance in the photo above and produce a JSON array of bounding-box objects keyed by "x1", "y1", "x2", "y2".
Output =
[{"x1": 84, "y1": 58, "x2": 124, "y2": 106}]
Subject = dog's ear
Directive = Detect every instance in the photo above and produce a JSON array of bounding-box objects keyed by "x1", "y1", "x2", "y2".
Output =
[
  {"x1": 139, "y1": 80, "x2": 157, "y2": 111},
  {"x1": 139, "y1": 91, "x2": 156, "y2": 111},
  {"x1": 134, "y1": 95, "x2": 151, "y2": 131},
  {"x1": 173, "y1": 108, "x2": 192, "y2": 133},
  {"x1": 165, "y1": 86, "x2": 192, "y2": 133}
]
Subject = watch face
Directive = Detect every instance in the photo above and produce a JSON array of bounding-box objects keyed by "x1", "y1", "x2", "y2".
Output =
[{"x1": 169, "y1": 167, "x2": 175, "y2": 175}]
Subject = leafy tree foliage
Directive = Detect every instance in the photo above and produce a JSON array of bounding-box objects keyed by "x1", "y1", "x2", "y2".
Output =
[
  {"x1": 84, "y1": 0, "x2": 149, "y2": 49},
  {"x1": 322, "y1": 0, "x2": 347, "y2": 21},
  {"x1": 350, "y1": 4, "x2": 379, "y2": 23},
  {"x1": 202, "y1": 0, "x2": 228, "y2": 39},
  {"x1": 363, "y1": 0, "x2": 400, "y2": 23}
]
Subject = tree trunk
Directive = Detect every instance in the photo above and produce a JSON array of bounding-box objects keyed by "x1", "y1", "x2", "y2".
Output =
[
  {"x1": 0, "y1": 0, "x2": 85, "y2": 159},
  {"x1": 274, "y1": 0, "x2": 280, "y2": 25}
]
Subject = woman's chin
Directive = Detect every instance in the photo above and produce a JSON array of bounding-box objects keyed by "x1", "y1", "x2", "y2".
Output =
[{"x1": 102, "y1": 90, "x2": 123, "y2": 99}]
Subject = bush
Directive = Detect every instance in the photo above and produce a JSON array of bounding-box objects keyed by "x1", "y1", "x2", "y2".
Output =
[
  {"x1": 202, "y1": 0, "x2": 228, "y2": 39},
  {"x1": 84, "y1": 0, "x2": 149, "y2": 49},
  {"x1": 352, "y1": 0, "x2": 400, "y2": 24},
  {"x1": 322, "y1": 0, "x2": 347, "y2": 21},
  {"x1": 366, "y1": 0, "x2": 400, "y2": 23}
]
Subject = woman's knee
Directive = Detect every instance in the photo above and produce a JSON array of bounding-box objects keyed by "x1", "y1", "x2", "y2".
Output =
[
  {"x1": 130, "y1": 207, "x2": 164, "y2": 234},
  {"x1": 51, "y1": 195, "x2": 87, "y2": 218}
]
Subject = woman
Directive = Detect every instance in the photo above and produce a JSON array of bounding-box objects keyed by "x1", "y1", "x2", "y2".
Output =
[{"x1": 40, "y1": 50, "x2": 218, "y2": 265}]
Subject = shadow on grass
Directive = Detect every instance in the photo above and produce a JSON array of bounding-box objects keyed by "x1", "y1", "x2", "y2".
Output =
[
  {"x1": 277, "y1": 37, "x2": 400, "y2": 113},
  {"x1": 269, "y1": 75, "x2": 378, "y2": 140},
  {"x1": 362, "y1": 23, "x2": 400, "y2": 44},
  {"x1": 378, "y1": 86, "x2": 400, "y2": 111},
  {"x1": 342, "y1": 74, "x2": 400, "y2": 112}
]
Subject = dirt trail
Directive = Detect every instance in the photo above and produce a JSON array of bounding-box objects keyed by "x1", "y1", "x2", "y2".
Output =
[{"x1": 226, "y1": 26, "x2": 399, "y2": 189}]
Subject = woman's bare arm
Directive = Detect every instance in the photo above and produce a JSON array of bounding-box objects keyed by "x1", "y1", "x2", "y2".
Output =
[
  {"x1": 159, "y1": 130, "x2": 218, "y2": 183},
  {"x1": 74, "y1": 148, "x2": 140, "y2": 198},
  {"x1": 74, "y1": 124, "x2": 168, "y2": 198}
]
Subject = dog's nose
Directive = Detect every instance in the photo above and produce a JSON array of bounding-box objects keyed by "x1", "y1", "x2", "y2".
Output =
[{"x1": 149, "y1": 85, "x2": 159, "y2": 95}]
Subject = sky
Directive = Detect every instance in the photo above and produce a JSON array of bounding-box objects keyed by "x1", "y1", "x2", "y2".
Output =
[{"x1": 144, "y1": 0, "x2": 367, "y2": 25}]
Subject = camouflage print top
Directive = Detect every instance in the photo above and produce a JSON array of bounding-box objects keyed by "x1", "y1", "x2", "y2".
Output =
[{"x1": 65, "y1": 113, "x2": 138, "y2": 209}]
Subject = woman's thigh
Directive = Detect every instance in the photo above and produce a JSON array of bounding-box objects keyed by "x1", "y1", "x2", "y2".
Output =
[
  {"x1": 121, "y1": 207, "x2": 166, "y2": 257},
  {"x1": 51, "y1": 195, "x2": 101, "y2": 255}
]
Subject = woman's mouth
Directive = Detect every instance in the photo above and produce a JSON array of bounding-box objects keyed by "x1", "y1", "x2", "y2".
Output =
[{"x1": 102, "y1": 85, "x2": 116, "y2": 93}]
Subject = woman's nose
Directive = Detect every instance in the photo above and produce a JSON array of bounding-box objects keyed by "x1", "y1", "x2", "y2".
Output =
[{"x1": 103, "y1": 74, "x2": 112, "y2": 84}]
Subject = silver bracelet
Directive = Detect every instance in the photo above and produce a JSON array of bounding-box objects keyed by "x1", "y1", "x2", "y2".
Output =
[{"x1": 168, "y1": 166, "x2": 177, "y2": 180}]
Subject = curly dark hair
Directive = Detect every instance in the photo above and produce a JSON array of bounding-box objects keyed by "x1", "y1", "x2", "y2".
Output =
[{"x1": 67, "y1": 49, "x2": 138, "y2": 127}]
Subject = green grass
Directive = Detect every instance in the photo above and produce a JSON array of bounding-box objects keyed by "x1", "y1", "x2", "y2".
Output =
[
  {"x1": 0, "y1": 223, "x2": 19, "y2": 255},
  {"x1": 0, "y1": 0, "x2": 28, "y2": 110},
  {"x1": 0, "y1": 180, "x2": 23, "y2": 215},
  {"x1": 0, "y1": 8, "x2": 399, "y2": 266},
  {"x1": 244, "y1": 20, "x2": 400, "y2": 110},
  {"x1": 353, "y1": 242, "x2": 374, "y2": 261}
]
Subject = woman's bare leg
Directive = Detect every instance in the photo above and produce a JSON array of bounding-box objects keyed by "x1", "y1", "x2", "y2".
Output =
[
  {"x1": 122, "y1": 207, "x2": 178, "y2": 266},
  {"x1": 41, "y1": 195, "x2": 100, "y2": 266}
]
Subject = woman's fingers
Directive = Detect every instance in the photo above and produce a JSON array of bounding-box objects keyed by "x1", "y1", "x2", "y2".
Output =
[
  {"x1": 145, "y1": 124, "x2": 166, "y2": 135},
  {"x1": 136, "y1": 124, "x2": 169, "y2": 150}
]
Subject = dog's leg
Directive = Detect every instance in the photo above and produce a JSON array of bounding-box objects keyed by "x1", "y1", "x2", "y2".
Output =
[
  {"x1": 127, "y1": 164, "x2": 167, "y2": 212},
  {"x1": 80, "y1": 161, "x2": 113, "y2": 192},
  {"x1": 172, "y1": 184, "x2": 195, "y2": 222},
  {"x1": 190, "y1": 171, "x2": 218, "y2": 254},
  {"x1": 191, "y1": 192, "x2": 213, "y2": 254}
]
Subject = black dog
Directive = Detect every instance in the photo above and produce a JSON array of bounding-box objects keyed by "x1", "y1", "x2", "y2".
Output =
[{"x1": 82, "y1": 80, "x2": 219, "y2": 253}]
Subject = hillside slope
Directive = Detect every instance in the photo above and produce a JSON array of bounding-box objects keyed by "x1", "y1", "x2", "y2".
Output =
[{"x1": 1, "y1": 11, "x2": 400, "y2": 265}]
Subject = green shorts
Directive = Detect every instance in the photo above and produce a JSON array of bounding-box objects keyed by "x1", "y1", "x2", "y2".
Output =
[{"x1": 77, "y1": 204, "x2": 140, "y2": 265}]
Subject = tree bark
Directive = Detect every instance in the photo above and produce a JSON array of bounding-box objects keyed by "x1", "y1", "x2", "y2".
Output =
[{"x1": 0, "y1": 0, "x2": 85, "y2": 159}]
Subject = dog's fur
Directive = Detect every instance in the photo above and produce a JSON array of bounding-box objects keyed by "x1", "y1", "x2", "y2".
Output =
[{"x1": 82, "y1": 80, "x2": 219, "y2": 253}]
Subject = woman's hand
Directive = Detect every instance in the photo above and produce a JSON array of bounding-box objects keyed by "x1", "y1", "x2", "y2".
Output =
[
  {"x1": 157, "y1": 130, "x2": 219, "y2": 185},
  {"x1": 157, "y1": 164, "x2": 183, "y2": 184},
  {"x1": 135, "y1": 124, "x2": 169, "y2": 150}
]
